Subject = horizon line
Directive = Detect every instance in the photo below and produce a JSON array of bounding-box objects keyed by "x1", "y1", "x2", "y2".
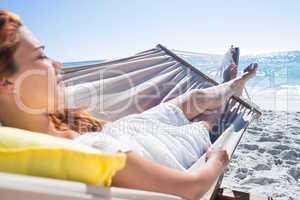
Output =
[{"x1": 63, "y1": 48, "x2": 300, "y2": 63}]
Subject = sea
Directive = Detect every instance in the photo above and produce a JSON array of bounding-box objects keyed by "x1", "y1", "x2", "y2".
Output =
[{"x1": 64, "y1": 49, "x2": 300, "y2": 200}]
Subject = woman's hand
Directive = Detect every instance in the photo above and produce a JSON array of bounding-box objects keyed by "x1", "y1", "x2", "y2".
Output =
[{"x1": 205, "y1": 148, "x2": 229, "y2": 168}]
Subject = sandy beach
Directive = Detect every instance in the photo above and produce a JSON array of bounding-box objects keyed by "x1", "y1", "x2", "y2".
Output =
[{"x1": 223, "y1": 110, "x2": 300, "y2": 200}]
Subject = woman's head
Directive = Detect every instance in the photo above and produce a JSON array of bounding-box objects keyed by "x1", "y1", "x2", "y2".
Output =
[
  {"x1": 0, "y1": 10, "x2": 64, "y2": 114},
  {"x1": 0, "y1": 10, "x2": 106, "y2": 136}
]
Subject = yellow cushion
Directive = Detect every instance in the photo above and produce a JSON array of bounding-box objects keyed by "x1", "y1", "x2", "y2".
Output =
[{"x1": 0, "y1": 127, "x2": 126, "y2": 186}]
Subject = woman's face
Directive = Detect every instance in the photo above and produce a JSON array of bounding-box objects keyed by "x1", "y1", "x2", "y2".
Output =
[{"x1": 7, "y1": 27, "x2": 64, "y2": 114}]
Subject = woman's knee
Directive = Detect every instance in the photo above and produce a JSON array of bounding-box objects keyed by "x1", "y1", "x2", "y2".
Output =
[{"x1": 189, "y1": 89, "x2": 210, "y2": 109}]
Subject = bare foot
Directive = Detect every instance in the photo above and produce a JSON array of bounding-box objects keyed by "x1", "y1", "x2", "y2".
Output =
[
  {"x1": 241, "y1": 63, "x2": 258, "y2": 81},
  {"x1": 223, "y1": 63, "x2": 238, "y2": 82},
  {"x1": 231, "y1": 63, "x2": 258, "y2": 96},
  {"x1": 230, "y1": 64, "x2": 238, "y2": 79}
]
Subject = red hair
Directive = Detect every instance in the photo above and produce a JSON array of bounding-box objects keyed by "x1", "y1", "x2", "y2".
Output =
[
  {"x1": 0, "y1": 10, "x2": 22, "y2": 74},
  {"x1": 48, "y1": 108, "x2": 107, "y2": 134},
  {"x1": 0, "y1": 10, "x2": 107, "y2": 134}
]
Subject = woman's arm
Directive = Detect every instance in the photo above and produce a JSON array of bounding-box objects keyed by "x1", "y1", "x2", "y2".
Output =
[{"x1": 112, "y1": 149, "x2": 228, "y2": 200}]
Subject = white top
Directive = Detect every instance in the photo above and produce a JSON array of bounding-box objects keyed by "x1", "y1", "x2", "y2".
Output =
[{"x1": 75, "y1": 103, "x2": 211, "y2": 170}]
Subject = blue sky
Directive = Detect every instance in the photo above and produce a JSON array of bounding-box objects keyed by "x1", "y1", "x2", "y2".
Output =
[{"x1": 2, "y1": 0, "x2": 300, "y2": 61}]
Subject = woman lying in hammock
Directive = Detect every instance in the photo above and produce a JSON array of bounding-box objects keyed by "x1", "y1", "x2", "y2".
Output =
[{"x1": 0, "y1": 10, "x2": 258, "y2": 200}]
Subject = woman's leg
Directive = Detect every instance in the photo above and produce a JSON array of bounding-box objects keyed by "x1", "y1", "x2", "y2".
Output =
[
  {"x1": 193, "y1": 109, "x2": 223, "y2": 132},
  {"x1": 170, "y1": 63, "x2": 258, "y2": 120},
  {"x1": 112, "y1": 151, "x2": 228, "y2": 200}
]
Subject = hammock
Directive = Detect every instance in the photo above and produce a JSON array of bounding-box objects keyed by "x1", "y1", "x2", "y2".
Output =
[{"x1": 60, "y1": 44, "x2": 262, "y2": 200}]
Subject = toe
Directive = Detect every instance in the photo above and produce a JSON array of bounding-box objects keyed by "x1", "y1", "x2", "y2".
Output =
[{"x1": 244, "y1": 63, "x2": 258, "y2": 73}]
